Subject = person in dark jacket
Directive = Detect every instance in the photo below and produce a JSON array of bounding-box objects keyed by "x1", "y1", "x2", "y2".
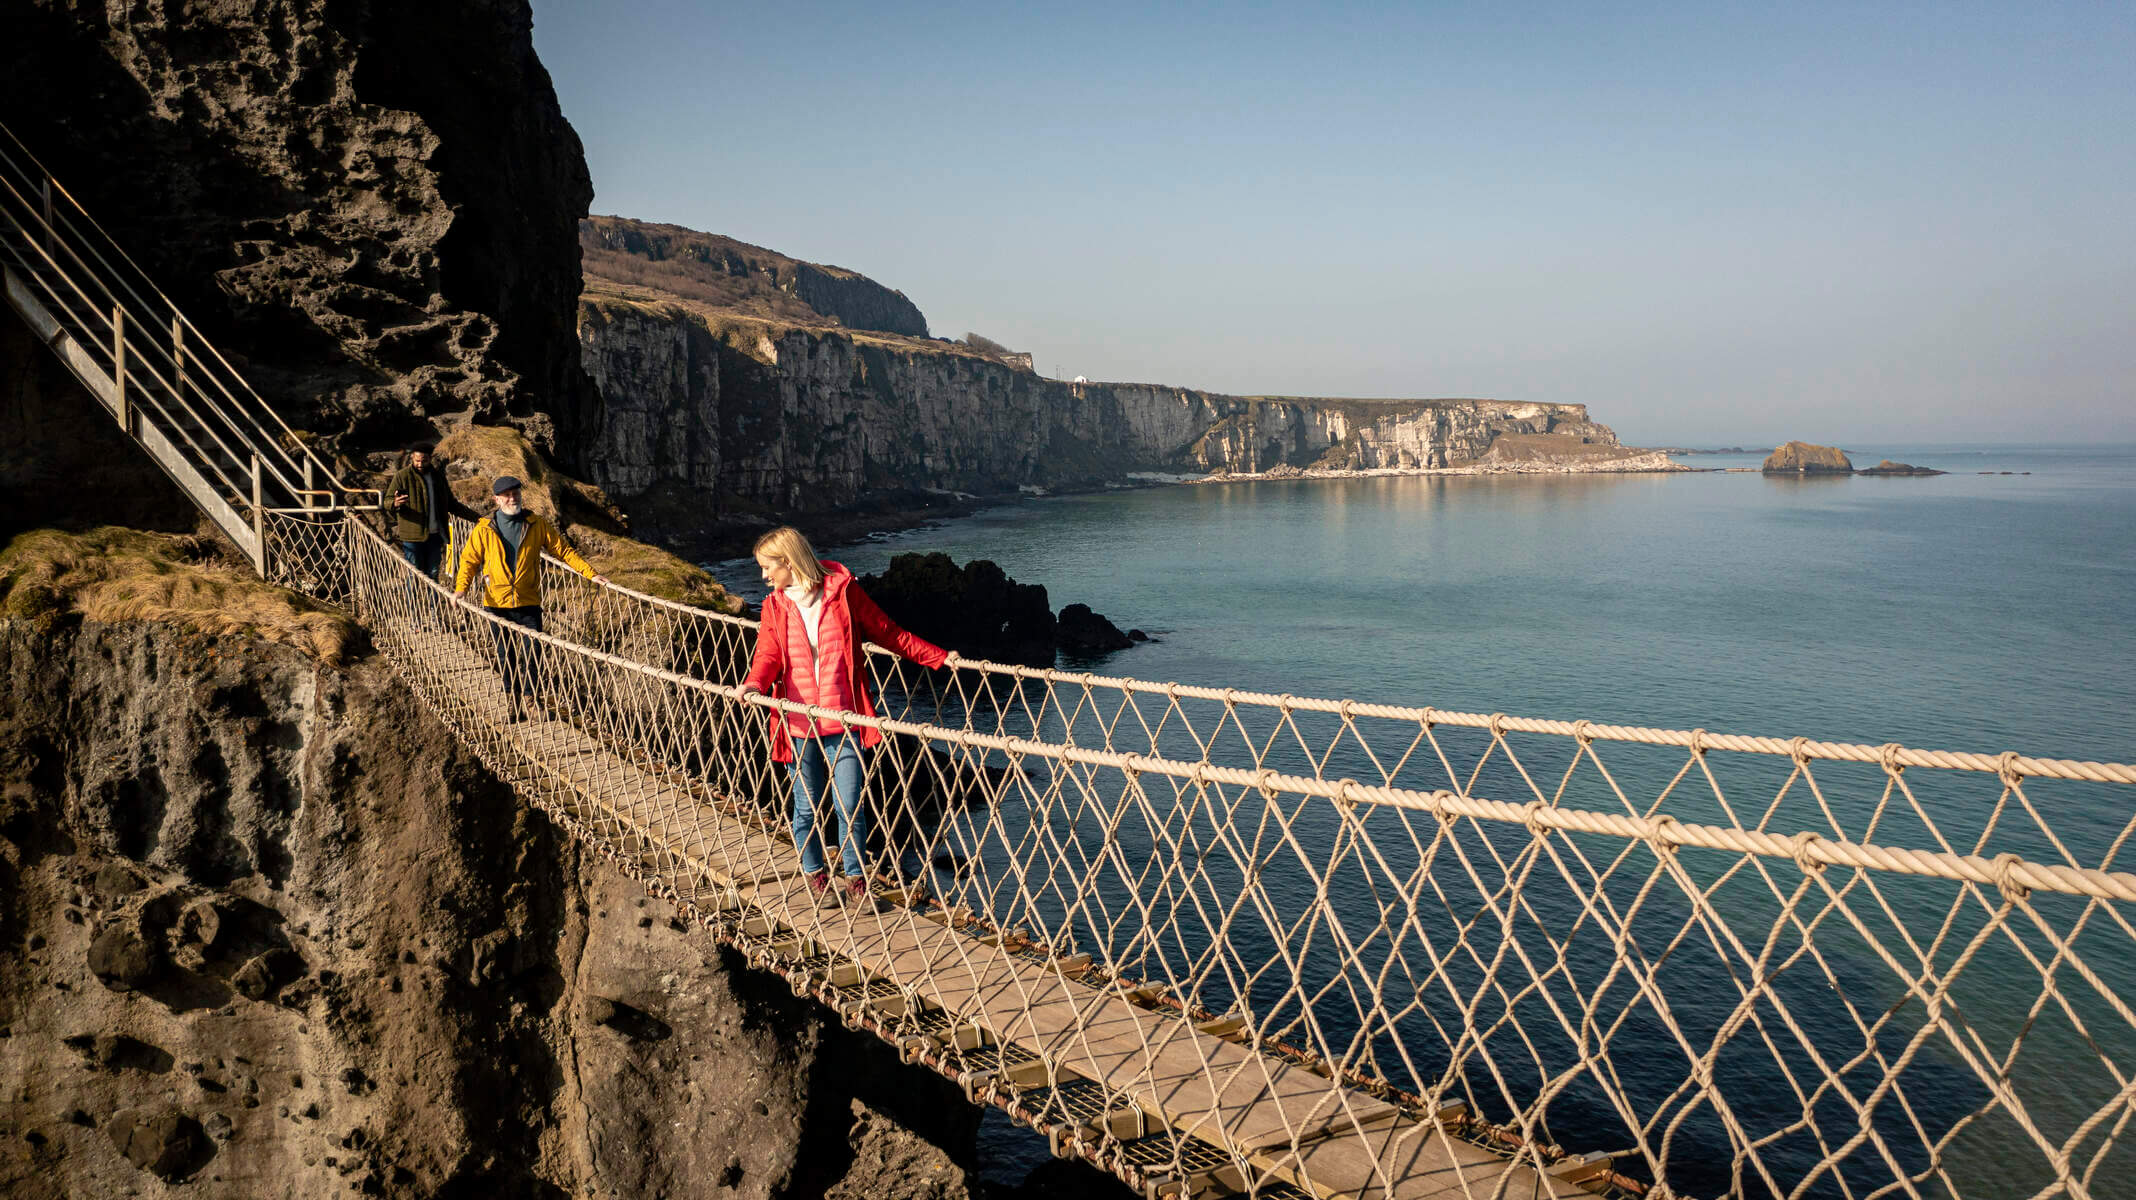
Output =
[
  {"x1": 736, "y1": 526, "x2": 953, "y2": 909},
  {"x1": 384, "y1": 445, "x2": 477, "y2": 582}
]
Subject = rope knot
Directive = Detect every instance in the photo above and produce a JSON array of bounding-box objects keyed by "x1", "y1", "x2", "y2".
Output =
[
  {"x1": 1991, "y1": 852, "x2": 2033, "y2": 904},
  {"x1": 1255, "y1": 768, "x2": 1280, "y2": 800},
  {"x1": 1789, "y1": 830, "x2": 1828, "y2": 876},
  {"x1": 1573, "y1": 719, "x2": 1595, "y2": 747},
  {"x1": 1278, "y1": 693, "x2": 1296, "y2": 713},
  {"x1": 1688, "y1": 728, "x2": 1708, "y2": 757},
  {"x1": 1788, "y1": 736, "x2": 1812, "y2": 768},
  {"x1": 1338, "y1": 698, "x2": 1356, "y2": 720},
  {"x1": 1521, "y1": 800, "x2": 1551, "y2": 838},
  {"x1": 1996, "y1": 750, "x2": 2025, "y2": 789},
  {"x1": 1335, "y1": 778, "x2": 1364, "y2": 810},
  {"x1": 1649, "y1": 814, "x2": 1685, "y2": 854},
  {"x1": 1419, "y1": 706, "x2": 1438, "y2": 731},
  {"x1": 1488, "y1": 712, "x2": 1509, "y2": 739},
  {"x1": 1878, "y1": 742, "x2": 1906, "y2": 777}
]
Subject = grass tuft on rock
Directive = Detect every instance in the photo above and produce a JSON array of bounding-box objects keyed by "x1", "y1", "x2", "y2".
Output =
[{"x1": 0, "y1": 527, "x2": 364, "y2": 663}]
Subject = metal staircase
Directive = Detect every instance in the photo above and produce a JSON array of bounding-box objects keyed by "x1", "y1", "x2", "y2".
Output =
[{"x1": 0, "y1": 118, "x2": 359, "y2": 572}]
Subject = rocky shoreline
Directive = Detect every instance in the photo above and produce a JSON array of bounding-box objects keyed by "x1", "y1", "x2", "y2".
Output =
[{"x1": 1182, "y1": 449, "x2": 1684, "y2": 484}]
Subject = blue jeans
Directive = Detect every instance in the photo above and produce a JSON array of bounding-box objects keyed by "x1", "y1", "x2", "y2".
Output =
[
  {"x1": 791, "y1": 733, "x2": 867, "y2": 878},
  {"x1": 399, "y1": 534, "x2": 445, "y2": 581}
]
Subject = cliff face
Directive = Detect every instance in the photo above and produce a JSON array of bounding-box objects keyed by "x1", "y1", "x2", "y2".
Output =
[
  {"x1": 577, "y1": 292, "x2": 1643, "y2": 535},
  {"x1": 0, "y1": 0, "x2": 597, "y2": 468},
  {"x1": 0, "y1": 619, "x2": 981, "y2": 1198}
]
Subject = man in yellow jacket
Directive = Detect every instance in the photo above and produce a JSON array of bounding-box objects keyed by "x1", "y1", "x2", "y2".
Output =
[{"x1": 454, "y1": 476, "x2": 608, "y2": 720}]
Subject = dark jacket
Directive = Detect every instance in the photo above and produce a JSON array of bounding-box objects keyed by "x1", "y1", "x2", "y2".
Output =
[
  {"x1": 742, "y1": 562, "x2": 949, "y2": 763},
  {"x1": 385, "y1": 463, "x2": 477, "y2": 543}
]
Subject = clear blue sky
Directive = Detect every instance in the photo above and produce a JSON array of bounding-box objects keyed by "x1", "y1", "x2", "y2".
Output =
[{"x1": 530, "y1": 1, "x2": 2134, "y2": 445}]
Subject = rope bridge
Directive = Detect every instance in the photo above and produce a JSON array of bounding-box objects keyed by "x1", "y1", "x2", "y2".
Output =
[
  {"x1": 9, "y1": 116, "x2": 2131, "y2": 1197},
  {"x1": 264, "y1": 508, "x2": 2136, "y2": 1200}
]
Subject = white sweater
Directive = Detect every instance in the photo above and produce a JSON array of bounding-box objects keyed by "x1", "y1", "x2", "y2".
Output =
[{"x1": 784, "y1": 584, "x2": 825, "y2": 651}]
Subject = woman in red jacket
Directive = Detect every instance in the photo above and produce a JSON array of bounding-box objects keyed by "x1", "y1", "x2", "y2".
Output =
[{"x1": 736, "y1": 527, "x2": 952, "y2": 907}]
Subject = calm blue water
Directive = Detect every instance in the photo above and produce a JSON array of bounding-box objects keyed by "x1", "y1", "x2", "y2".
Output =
[
  {"x1": 734, "y1": 444, "x2": 2132, "y2": 767},
  {"x1": 718, "y1": 444, "x2": 2136, "y2": 1196}
]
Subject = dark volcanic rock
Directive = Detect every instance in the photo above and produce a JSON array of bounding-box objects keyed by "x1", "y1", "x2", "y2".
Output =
[
  {"x1": 1761, "y1": 441, "x2": 1854, "y2": 473},
  {"x1": 0, "y1": 619, "x2": 986, "y2": 1198},
  {"x1": 0, "y1": 0, "x2": 598, "y2": 485},
  {"x1": 859, "y1": 554, "x2": 1144, "y2": 666},
  {"x1": 860, "y1": 553, "x2": 1057, "y2": 667},
  {"x1": 1055, "y1": 604, "x2": 1133, "y2": 657}
]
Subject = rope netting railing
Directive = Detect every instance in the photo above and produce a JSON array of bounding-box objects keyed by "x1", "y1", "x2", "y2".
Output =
[{"x1": 326, "y1": 512, "x2": 2133, "y2": 1200}]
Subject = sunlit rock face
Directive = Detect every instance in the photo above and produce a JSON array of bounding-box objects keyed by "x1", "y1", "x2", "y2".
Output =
[
  {"x1": 577, "y1": 293, "x2": 1637, "y2": 518},
  {"x1": 1761, "y1": 441, "x2": 1854, "y2": 473},
  {"x1": 0, "y1": 0, "x2": 599, "y2": 464}
]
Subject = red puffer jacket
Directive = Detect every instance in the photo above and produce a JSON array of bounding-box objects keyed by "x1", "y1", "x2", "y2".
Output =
[{"x1": 741, "y1": 562, "x2": 949, "y2": 762}]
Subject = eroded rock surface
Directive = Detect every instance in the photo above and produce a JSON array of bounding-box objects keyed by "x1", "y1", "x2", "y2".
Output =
[
  {"x1": 0, "y1": 619, "x2": 981, "y2": 1197},
  {"x1": 0, "y1": 0, "x2": 597, "y2": 471}
]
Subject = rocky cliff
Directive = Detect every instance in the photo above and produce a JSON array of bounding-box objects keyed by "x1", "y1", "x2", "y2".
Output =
[
  {"x1": 0, "y1": 4, "x2": 1058, "y2": 1195},
  {"x1": 0, "y1": 0, "x2": 600, "y2": 482},
  {"x1": 576, "y1": 282, "x2": 1655, "y2": 550},
  {"x1": 0, "y1": 611, "x2": 998, "y2": 1198}
]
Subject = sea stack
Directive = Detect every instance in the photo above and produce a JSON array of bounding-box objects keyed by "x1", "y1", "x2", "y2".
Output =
[
  {"x1": 1858, "y1": 459, "x2": 1946, "y2": 476},
  {"x1": 1762, "y1": 441, "x2": 1854, "y2": 473}
]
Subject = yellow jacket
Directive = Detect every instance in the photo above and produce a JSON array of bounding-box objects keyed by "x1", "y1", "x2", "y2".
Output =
[{"x1": 454, "y1": 513, "x2": 595, "y2": 608}]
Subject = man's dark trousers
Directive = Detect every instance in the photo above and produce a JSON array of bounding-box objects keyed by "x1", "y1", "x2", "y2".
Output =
[
  {"x1": 488, "y1": 605, "x2": 544, "y2": 713},
  {"x1": 400, "y1": 534, "x2": 445, "y2": 581}
]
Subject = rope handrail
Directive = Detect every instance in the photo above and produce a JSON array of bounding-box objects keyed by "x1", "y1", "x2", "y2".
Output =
[
  {"x1": 512, "y1": 534, "x2": 2135, "y2": 786},
  {"x1": 391, "y1": 549, "x2": 2136, "y2": 904}
]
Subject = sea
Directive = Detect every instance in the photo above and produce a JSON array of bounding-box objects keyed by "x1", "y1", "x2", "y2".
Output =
[{"x1": 715, "y1": 443, "x2": 2135, "y2": 1196}]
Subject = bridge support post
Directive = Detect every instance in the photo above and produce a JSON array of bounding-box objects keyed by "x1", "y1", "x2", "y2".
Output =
[
  {"x1": 250, "y1": 456, "x2": 266, "y2": 577},
  {"x1": 171, "y1": 315, "x2": 184, "y2": 424},
  {"x1": 111, "y1": 306, "x2": 126, "y2": 435}
]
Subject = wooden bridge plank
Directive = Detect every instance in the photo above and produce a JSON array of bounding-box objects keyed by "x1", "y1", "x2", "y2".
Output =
[{"x1": 1263, "y1": 1116, "x2": 1591, "y2": 1200}]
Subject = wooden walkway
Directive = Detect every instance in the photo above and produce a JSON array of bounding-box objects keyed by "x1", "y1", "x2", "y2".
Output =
[{"x1": 399, "y1": 624, "x2": 1587, "y2": 1200}]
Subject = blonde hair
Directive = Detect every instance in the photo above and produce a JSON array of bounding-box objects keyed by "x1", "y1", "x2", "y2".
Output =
[{"x1": 752, "y1": 526, "x2": 825, "y2": 590}]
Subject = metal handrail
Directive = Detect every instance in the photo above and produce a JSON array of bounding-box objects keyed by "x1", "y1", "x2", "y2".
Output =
[{"x1": 0, "y1": 118, "x2": 347, "y2": 506}]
